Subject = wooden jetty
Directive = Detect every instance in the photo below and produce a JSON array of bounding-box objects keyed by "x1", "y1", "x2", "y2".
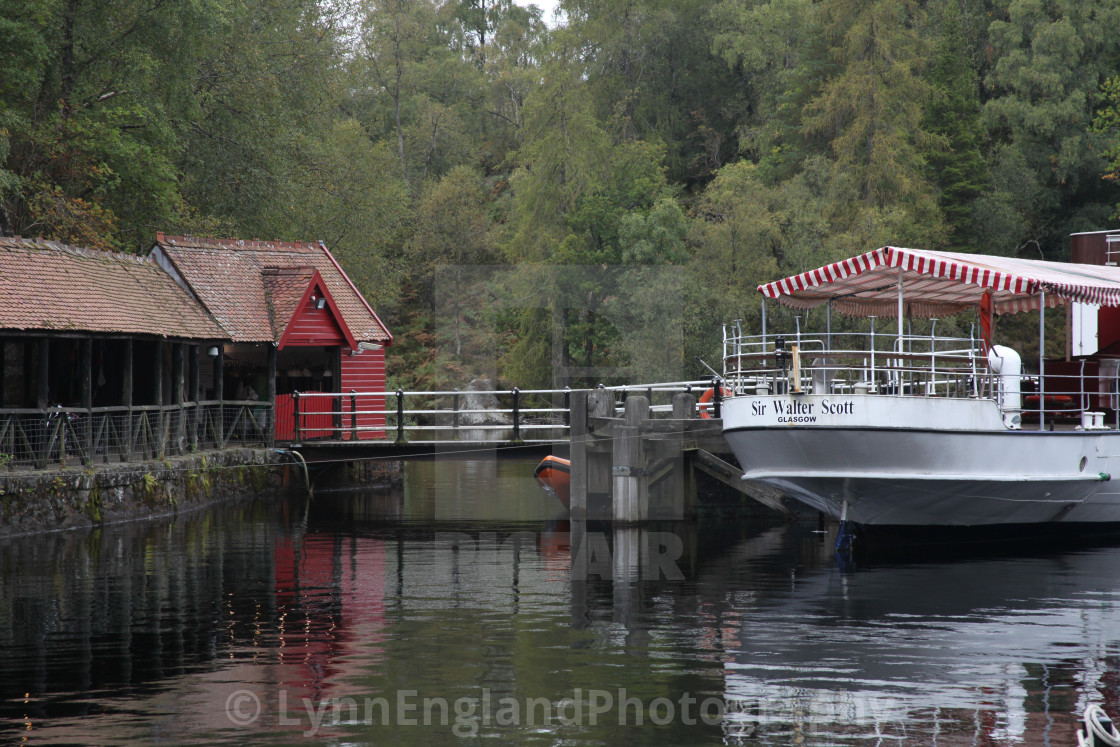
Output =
[{"x1": 568, "y1": 389, "x2": 794, "y2": 522}]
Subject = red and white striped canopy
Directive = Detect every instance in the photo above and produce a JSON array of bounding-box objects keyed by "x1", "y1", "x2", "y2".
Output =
[{"x1": 758, "y1": 246, "x2": 1120, "y2": 316}]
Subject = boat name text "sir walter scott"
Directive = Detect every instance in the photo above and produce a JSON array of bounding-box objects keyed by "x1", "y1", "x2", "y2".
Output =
[{"x1": 751, "y1": 399, "x2": 855, "y2": 423}]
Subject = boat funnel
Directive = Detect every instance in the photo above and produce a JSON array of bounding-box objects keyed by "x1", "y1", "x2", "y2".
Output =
[{"x1": 987, "y1": 345, "x2": 1022, "y2": 429}]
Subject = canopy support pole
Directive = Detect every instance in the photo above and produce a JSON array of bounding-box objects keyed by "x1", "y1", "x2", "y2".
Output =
[
  {"x1": 897, "y1": 268, "x2": 904, "y2": 354},
  {"x1": 761, "y1": 299, "x2": 767, "y2": 348},
  {"x1": 1039, "y1": 291, "x2": 1046, "y2": 432},
  {"x1": 826, "y1": 300, "x2": 832, "y2": 352}
]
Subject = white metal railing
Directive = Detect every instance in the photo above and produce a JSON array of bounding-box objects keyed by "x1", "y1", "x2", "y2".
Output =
[
  {"x1": 1108, "y1": 234, "x2": 1120, "y2": 266},
  {"x1": 286, "y1": 381, "x2": 719, "y2": 443}
]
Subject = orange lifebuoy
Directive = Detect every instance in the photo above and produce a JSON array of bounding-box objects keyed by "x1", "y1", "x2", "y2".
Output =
[{"x1": 698, "y1": 386, "x2": 732, "y2": 419}]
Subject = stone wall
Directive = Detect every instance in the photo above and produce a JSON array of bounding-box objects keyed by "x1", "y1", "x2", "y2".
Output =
[{"x1": 0, "y1": 448, "x2": 299, "y2": 537}]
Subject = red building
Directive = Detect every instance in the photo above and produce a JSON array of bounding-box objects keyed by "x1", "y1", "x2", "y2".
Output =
[{"x1": 151, "y1": 234, "x2": 392, "y2": 441}]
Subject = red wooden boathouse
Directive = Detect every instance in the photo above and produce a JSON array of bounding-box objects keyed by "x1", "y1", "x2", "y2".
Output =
[{"x1": 151, "y1": 234, "x2": 392, "y2": 441}]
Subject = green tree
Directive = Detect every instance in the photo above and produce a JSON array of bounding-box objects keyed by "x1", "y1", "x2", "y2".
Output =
[
  {"x1": 506, "y1": 34, "x2": 610, "y2": 261},
  {"x1": 801, "y1": 0, "x2": 941, "y2": 219},
  {"x1": 179, "y1": 0, "x2": 353, "y2": 238},
  {"x1": 0, "y1": 0, "x2": 211, "y2": 249},
  {"x1": 710, "y1": 0, "x2": 815, "y2": 165},
  {"x1": 564, "y1": 0, "x2": 740, "y2": 183},
  {"x1": 924, "y1": 1, "x2": 988, "y2": 250},
  {"x1": 983, "y1": 0, "x2": 1120, "y2": 254}
]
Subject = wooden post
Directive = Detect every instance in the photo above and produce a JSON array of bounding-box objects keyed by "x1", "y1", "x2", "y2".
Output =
[
  {"x1": 266, "y1": 344, "x2": 277, "y2": 443},
  {"x1": 122, "y1": 339, "x2": 133, "y2": 407},
  {"x1": 33, "y1": 339, "x2": 49, "y2": 469},
  {"x1": 0, "y1": 339, "x2": 6, "y2": 407},
  {"x1": 153, "y1": 341, "x2": 164, "y2": 458},
  {"x1": 173, "y1": 342, "x2": 184, "y2": 404},
  {"x1": 665, "y1": 391, "x2": 699, "y2": 519},
  {"x1": 613, "y1": 395, "x2": 649, "y2": 523},
  {"x1": 123, "y1": 339, "x2": 133, "y2": 461},
  {"x1": 588, "y1": 388, "x2": 615, "y2": 418},
  {"x1": 569, "y1": 390, "x2": 589, "y2": 519},
  {"x1": 21, "y1": 340, "x2": 33, "y2": 407},
  {"x1": 189, "y1": 344, "x2": 199, "y2": 450},
  {"x1": 214, "y1": 347, "x2": 224, "y2": 448},
  {"x1": 585, "y1": 388, "x2": 615, "y2": 519},
  {"x1": 80, "y1": 338, "x2": 92, "y2": 465},
  {"x1": 36, "y1": 337, "x2": 48, "y2": 409},
  {"x1": 173, "y1": 342, "x2": 185, "y2": 454},
  {"x1": 512, "y1": 387, "x2": 521, "y2": 442},
  {"x1": 672, "y1": 391, "x2": 696, "y2": 419}
]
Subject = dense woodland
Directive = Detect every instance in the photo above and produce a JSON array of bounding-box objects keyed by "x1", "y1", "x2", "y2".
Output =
[{"x1": 4, "y1": 0, "x2": 1120, "y2": 389}]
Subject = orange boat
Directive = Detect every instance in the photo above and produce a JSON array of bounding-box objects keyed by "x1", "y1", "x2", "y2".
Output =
[{"x1": 533, "y1": 455, "x2": 571, "y2": 508}]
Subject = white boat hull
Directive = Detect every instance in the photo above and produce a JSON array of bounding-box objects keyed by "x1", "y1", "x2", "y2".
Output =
[{"x1": 722, "y1": 394, "x2": 1120, "y2": 526}]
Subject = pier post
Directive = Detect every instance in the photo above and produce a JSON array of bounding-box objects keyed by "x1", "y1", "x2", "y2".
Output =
[
  {"x1": 671, "y1": 392, "x2": 696, "y2": 419},
  {"x1": 613, "y1": 396, "x2": 649, "y2": 523},
  {"x1": 571, "y1": 389, "x2": 615, "y2": 519},
  {"x1": 587, "y1": 389, "x2": 615, "y2": 518},
  {"x1": 668, "y1": 392, "x2": 699, "y2": 518},
  {"x1": 569, "y1": 390, "x2": 589, "y2": 519}
]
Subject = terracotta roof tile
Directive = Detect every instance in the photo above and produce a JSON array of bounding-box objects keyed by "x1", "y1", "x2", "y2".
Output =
[
  {"x1": 152, "y1": 235, "x2": 392, "y2": 344},
  {"x1": 0, "y1": 238, "x2": 227, "y2": 339},
  {"x1": 262, "y1": 266, "x2": 315, "y2": 340}
]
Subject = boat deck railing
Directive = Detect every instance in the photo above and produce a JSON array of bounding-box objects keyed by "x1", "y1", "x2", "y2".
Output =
[
  {"x1": 723, "y1": 329, "x2": 994, "y2": 398},
  {"x1": 722, "y1": 326, "x2": 1120, "y2": 428}
]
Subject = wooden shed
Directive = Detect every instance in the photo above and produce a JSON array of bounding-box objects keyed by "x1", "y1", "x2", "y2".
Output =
[
  {"x1": 0, "y1": 238, "x2": 232, "y2": 466},
  {"x1": 150, "y1": 235, "x2": 392, "y2": 441}
]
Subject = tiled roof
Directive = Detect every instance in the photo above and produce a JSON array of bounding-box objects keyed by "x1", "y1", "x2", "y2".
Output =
[
  {"x1": 152, "y1": 235, "x2": 392, "y2": 344},
  {"x1": 0, "y1": 238, "x2": 227, "y2": 339},
  {"x1": 262, "y1": 266, "x2": 316, "y2": 340}
]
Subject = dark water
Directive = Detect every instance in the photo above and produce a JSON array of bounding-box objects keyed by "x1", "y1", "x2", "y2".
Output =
[{"x1": 1, "y1": 458, "x2": 1119, "y2": 745}]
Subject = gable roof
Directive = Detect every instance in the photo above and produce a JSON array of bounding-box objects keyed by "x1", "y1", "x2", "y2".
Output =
[
  {"x1": 0, "y1": 238, "x2": 226, "y2": 339},
  {"x1": 758, "y1": 246, "x2": 1120, "y2": 317},
  {"x1": 151, "y1": 234, "x2": 392, "y2": 345},
  {"x1": 261, "y1": 266, "x2": 316, "y2": 341},
  {"x1": 263, "y1": 267, "x2": 358, "y2": 350}
]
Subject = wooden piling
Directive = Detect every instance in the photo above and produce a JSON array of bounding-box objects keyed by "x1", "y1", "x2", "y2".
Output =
[
  {"x1": 613, "y1": 396, "x2": 649, "y2": 523},
  {"x1": 672, "y1": 392, "x2": 696, "y2": 419},
  {"x1": 569, "y1": 389, "x2": 589, "y2": 519}
]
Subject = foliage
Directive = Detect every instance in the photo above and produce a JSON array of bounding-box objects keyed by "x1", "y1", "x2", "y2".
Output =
[{"x1": 4, "y1": 0, "x2": 1120, "y2": 387}]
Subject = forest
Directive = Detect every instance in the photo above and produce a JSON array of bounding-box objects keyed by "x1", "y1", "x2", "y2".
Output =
[{"x1": 3, "y1": 0, "x2": 1120, "y2": 390}]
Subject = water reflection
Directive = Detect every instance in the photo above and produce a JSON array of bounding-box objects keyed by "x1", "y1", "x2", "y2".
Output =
[{"x1": 0, "y1": 459, "x2": 1116, "y2": 745}]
